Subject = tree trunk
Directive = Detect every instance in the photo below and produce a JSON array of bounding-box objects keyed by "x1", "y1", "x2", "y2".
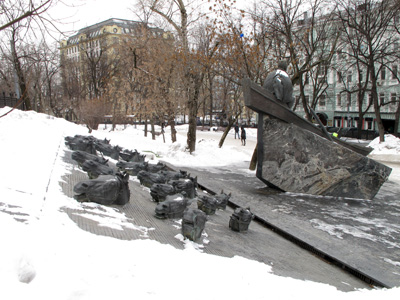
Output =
[
  {"x1": 209, "y1": 74, "x2": 213, "y2": 127},
  {"x1": 151, "y1": 115, "x2": 156, "y2": 140},
  {"x1": 166, "y1": 99, "x2": 177, "y2": 142},
  {"x1": 370, "y1": 64, "x2": 385, "y2": 142},
  {"x1": 10, "y1": 37, "x2": 31, "y2": 110},
  {"x1": 169, "y1": 117, "x2": 177, "y2": 142},
  {"x1": 150, "y1": 114, "x2": 156, "y2": 140},
  {"x1": 394, "y1": 96, "x2": 400, "y2": 137},
  {"x1": 219, "y1": 110, "x2": 242, "y2": 148},
  {"x1": 218, "y1": 116, "x2": 236, "y2": 148},
  {"x1": 187, "y1": 100, "x2": 197, "y2": 152},
  {"x1": 357, "y1": 92, "x2": 363, "y2": 139},
  {"x1": 186, "y1": 74, "x2": 202, "y2": 153},
  {"x1": 298, "y1": 74, "x2": 311, "y2": 122}
]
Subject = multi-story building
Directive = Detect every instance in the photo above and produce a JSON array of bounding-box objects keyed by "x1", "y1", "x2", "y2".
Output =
[
  {"x1": 293, "y1": 65, "x2": 399, "y2": 135},
  {"x1": 291, "y1": 3, "x2": 399, "y2": 137},
  {"x1": 59, "y1": 18, "x2": 173, "y2": 121},
  {"x1": 59, "y1": 18, "x2": 172, "y2": 62}
]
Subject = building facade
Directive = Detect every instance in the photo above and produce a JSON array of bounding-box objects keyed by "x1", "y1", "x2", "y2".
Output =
[
  {"x1": 293, "y1": 65, "x2": 399, "y2": 134},
  {"x1": 59, "y1": 18, "x2": 172, "y2": 62},
  {"x1": 291, "y1": 4, "x2": 400, "y2": 137},
  {"x1": 59, "y1": 18, "x2": 173, "y2": 122}
]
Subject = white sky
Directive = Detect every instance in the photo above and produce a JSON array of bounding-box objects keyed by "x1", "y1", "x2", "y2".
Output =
[
  {"x1": 49, "y1": 0, "x2": 137, "y2": 37},
  {"x1": 0, "y1": 106, "x2": 399, "y2": 299},
  {"x1": 48, "y1": 0, "x2": 250, "y2": 40}
]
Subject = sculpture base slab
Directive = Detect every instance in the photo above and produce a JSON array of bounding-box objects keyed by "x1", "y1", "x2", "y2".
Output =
[{"x1": 257, "y1": 116, "x2": 391, "y2": 199}]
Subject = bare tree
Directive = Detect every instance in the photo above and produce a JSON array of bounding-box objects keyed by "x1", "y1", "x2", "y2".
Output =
[
  {"x1": 148, "y1": 0, "x2": 207, "y2": 153},
  {"x1": 0, "y1": 0, "x2": 53, "y2": 32},
  {"x1": 205, "y1": 1, "x2": 272, "y2": 147},
  {"x1": 119, "y1": 24, "x2": 181, "y2": 141},
  {"x1": 8, "y1": 23, "x2": 32, "y2": 110},
  {"x1": 260, "y1": 0, "x2": 338, "y2": 121},
  {"x1": 0, "y1": 0, "x2": 61, "y2": 113},
  {"x1": 335, "y1": 0, "x2": 400, "y2": 142},
  {"x1": 331, "y1": 17, "x2": 372, "y2": 138}
]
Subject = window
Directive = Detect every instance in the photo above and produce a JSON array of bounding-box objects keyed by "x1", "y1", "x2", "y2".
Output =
[
  {"x1": 380, "y1": 93, "x2": 385, "y2": 105},
  {"x1": 347, "y1": 92, "x2": 351, "y2": 107},
  {"x1": 366, "y1": 119, "x2": 373, "y2": 130},
  {"x1": 346, "y1": 117, "x2": 352, "y2": 128},
  {"x1": 336, "y1": 94, "x2": 342, "y2": 107},
  {"x1": 347, "y1": 73, "x2": 352, "y2": 83},
  {"x1": 337, "y1": 71, "x2": 342, "y2": 82},
  {"x1": 381, "y1": 67, "x2": 386, "y2": 80},
  {"x1": 319, "y1": 95, "x2": 326, "y2": 109},
  {"x1": 318, "y1": 63, "x2": 328, "y2": 77},
  {"x1": 392, "y1": 65, "x2": 398, "y2": 80},
  {"x1": 368, "y1": 94, "x2": 373, "y2": 107},
  {"x1": 334, "y1": 118, "x2": 342, "y2": 127},
  {"x1": 391, "y1": 93, "x2": 397, "y2": 111}
]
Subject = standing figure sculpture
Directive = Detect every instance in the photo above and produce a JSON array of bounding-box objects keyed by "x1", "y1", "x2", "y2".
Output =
[{"x1": 263, "y1": 61, "x2": 294, "y2": 109}]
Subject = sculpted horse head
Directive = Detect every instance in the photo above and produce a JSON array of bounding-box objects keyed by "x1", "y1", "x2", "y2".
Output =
[{"x1": 73, "y1": 172, "x2": 130, "y2": 205}]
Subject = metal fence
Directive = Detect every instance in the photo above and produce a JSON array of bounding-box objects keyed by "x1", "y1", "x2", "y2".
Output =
[{"x1": 0, "y1": 95, "x2": 25, "y2": 110}]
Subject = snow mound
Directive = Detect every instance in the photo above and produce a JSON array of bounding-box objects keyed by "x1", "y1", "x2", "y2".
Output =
[{"x1": 369, "y1": 135, "x2": 400, "y2": 155}]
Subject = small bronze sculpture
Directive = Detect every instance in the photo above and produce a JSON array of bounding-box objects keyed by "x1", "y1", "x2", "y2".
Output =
[
  {"x1": 73, "y1": 172, "x2": 130, "y2": 205},
  {"x1": 81, "y1": 159, "x2": 115, "y2": 179},
  {"x1": 71, "y1": 150, "x2": 108, "y2": 167},
  {"x1": 229, "y1": 207, "x2": 253, "y2": 232},
  {"x1": 182, "y1": 208, "x2": 207, "y2": 242},
  {"x1": 65, "y1": 135, "x2": 97, "y2": 154},
  {"x1": 119, "y1": 149, "x2": 146, "y2": 162},
  {"x1": 94, "y1": 140, "x2": 122, "y2": 160},
  {"x1": 215, "y1": 190, "x2": 231, "y2": 210},
  {"x1": 197, "y1": 194, "x2": 218, "y2": 215},
  {"x1": 158, "y1": 170, "x2": 189, "y2": 181},
  {"x1": 116, "y1": 160, "x2": 148, "y2": 176},
  {"x1": 137, "y1": 170, "x2": 167, "y2": 188},
  {"x1": 150, "y1": 179, "x2": 197, "y2": 202},
  {"x1": 154, "y1": 194, "x2": 189, "y2": 219}
]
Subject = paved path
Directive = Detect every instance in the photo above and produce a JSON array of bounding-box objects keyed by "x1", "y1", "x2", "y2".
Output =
[
  {"x1": 177, "y1": 159, "x2": 400, "y2": 288},
  {"x1": 60, "y1": 149, "x2": 372, "y2": 292}
]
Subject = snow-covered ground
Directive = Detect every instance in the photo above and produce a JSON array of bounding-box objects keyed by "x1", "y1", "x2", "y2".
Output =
[{"x1": 0, "y1": 107, "x2": 399, "y2": 299}]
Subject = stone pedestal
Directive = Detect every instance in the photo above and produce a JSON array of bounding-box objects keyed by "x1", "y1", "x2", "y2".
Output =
[{"x1": 257, "y1": 116, "x2": 391, "y2": 199}]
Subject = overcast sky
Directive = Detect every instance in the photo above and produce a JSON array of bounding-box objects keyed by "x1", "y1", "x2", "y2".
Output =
[
  {"x1": 50, "y1": 0, "x2": 136, "y2": 37},
  {"x1": 49, "y1": 0, "x2": 249, "y2": 40}
]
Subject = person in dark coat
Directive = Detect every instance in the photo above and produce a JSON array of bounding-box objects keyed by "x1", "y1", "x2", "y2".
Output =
[
  {"x1": 241, "y1": 126, "x2": 246, "y2": 146},
  {"x1": 234, "y1": 123, "x2": 240, "y2": 139},
  {"x1": 263, "y1": 61, "x2": 294, "y2": 109}
]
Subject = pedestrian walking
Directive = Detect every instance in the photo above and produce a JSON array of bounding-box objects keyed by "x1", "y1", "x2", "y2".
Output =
[
  {"x1": 234, "y1": 123, "x2": 240, "y2": 139},
  {"x1": 241, "y1": 126, "x2": 246, "y2": 146}
]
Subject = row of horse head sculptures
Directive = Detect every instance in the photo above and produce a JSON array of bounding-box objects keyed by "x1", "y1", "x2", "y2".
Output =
[{"x1": 65, "y1": 134, "x2": 253, "y2": 241}]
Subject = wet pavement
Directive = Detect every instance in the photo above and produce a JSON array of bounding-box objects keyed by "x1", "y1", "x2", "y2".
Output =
[{"x1": 177, "y1": 158, "x2": 400, "y2": 288}]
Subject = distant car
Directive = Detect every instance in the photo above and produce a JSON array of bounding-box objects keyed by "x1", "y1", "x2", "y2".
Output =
[{"x1": 326, "y1": 127, "x2": 340, "y2": 133}]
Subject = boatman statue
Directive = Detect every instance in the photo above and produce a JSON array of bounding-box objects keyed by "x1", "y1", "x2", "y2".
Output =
[
  {"x1": 262, "y1": 61, "x2": 294, "y2": 109},
  {"x1": 249, "y1": 60, "x2": 294, "y2": 170}
]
